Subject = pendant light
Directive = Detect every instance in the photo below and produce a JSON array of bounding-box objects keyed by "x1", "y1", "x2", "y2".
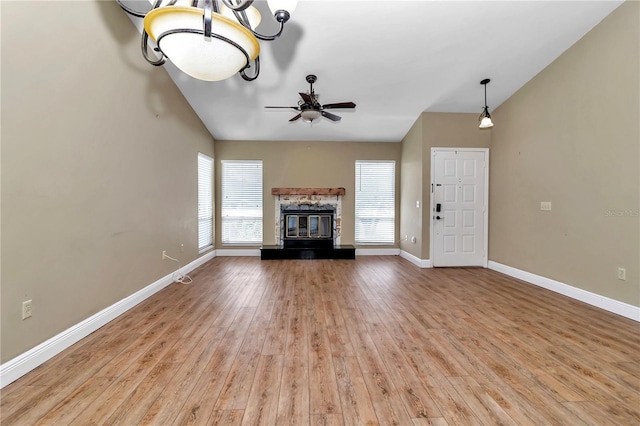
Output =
[{"x1": 479, "y1": 78, "x2": 494, "y2": 129}]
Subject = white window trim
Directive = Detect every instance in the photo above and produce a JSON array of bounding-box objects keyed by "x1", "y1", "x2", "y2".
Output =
[
  {"x1": 221, "y1": 160, "x2": 263, "y2": 245},
  {"x1": 198, "y1": 153, "x2": 214, "y2": 253},
  {"x1": 355, "y1": 160, "x2": 396, "y2": 245}
]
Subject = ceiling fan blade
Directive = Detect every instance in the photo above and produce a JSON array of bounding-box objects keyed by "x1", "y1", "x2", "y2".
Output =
[
  {"x1": 321, "y1": 111, "x2": 342, "y2": 122},
  {"x1": 322, "y1": 102, "x2": 356, "y2": 109},
  {"x1": 289, "y1": 113, "x2": 302, "y2": 122},
  {"x1": 265, "y1": 106, "x2": 300, "y2": 110},
  {"x1": 299, "y1": 92, "x2": 313, "y2": 104}
]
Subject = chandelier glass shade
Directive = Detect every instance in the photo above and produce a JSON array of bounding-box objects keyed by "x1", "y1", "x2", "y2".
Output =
[
  {"x1": 267, "y1": 0, "x2": 297, "y2": 17},
  {"x1": 117, "y1": 0, "x2": 296, "y2": 82},
  {"x1": 219, "y1": 4, "x2": 262, "y2": 28},
  {"x1": 144, "y1": 7, "x2": 260, "y2": 81}
]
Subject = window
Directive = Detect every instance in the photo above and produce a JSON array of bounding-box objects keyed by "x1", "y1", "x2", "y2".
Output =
[
  {"x1": 355, "y1": 160, "x2": 395, "y2": 244},
  {"x1": 198, "y1": 153, "x2": 214, "y2": 252},
  {"x1": 221, "y1": 160, "x2": 263, "y2": 244}
]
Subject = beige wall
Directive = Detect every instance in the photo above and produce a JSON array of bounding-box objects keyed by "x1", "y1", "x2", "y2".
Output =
[
  {"x1": 489, "y1": 1, "x2": 639, "y2": 306},
  {"x1": 1, "y1": 1, "x2": 215, "y2": 362},
  {"x1": 214, "y1": 140, "x2": 401, "y2": 247},
  {"x1": 400, "y1": 113, "x2": 491, "y2": 260},
  {"x1": 400, "y1": 118, "x2": 424, "y2": 258}
]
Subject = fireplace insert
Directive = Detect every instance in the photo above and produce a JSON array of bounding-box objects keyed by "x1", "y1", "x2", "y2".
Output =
[{"x1": 283, "y1": 209, "x2": 334, "y2": 249}]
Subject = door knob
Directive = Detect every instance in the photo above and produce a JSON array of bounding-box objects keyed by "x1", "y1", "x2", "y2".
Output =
[{"x1": 435, "y1": 216, "x2": 442, "y2": 220}]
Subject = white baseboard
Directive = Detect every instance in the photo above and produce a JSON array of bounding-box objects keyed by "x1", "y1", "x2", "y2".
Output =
[
  {"x1": 488, "y1": 261, "x2": 639, "y2": 322},
  {"x1": 215, "y1": 249, "x2": 260, "y2": 257},
  {"x1": 399, "y1": 250, "x2": 432, "y2": 268},
  {"x1": 0, "y1": 251, "x2": 216, "y2": 389}
]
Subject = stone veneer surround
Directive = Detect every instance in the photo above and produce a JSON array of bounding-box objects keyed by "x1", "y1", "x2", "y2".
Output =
[{"x1": 275, "y1": 194, "x2": 342, "y2": 246}]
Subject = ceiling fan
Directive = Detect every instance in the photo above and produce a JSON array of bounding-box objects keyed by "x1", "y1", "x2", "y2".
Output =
[{"x1": 265, "y1": 75, "x2": 356, "y2": 123}]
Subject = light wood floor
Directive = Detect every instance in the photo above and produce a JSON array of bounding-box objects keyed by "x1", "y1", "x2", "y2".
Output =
[{"x1": 1, "y1": 257, "x2": 639, "y2": 425}]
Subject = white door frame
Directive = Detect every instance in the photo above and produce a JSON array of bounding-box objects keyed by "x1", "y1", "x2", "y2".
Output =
[{"x1": 429, "y1": 147, "x2": 489, "y2": 267}]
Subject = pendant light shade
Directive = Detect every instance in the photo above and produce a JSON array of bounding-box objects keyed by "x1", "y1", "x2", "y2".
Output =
[
  {"x1": 479, "y1": 107, "x2": 494, "y2": 129},
  {"x1": 479, "y1": 78, "x2": 494, "y2": 129}
]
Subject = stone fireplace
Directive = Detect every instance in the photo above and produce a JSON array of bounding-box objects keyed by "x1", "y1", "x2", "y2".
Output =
[
  {"x1": 260, "y1": 187, "x2": 354, "y2": 260},
  {"x1": 274, "y1": 190, "x2": 343, "y2": 246}
]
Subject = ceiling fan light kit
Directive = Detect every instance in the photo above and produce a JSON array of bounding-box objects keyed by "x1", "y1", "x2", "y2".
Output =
[
  {"x1": 479, "y1": 78, "x2": 494, "y2": 129},
  {"x1": 117, "y1": 0, "x2": 297, "y2": 82},
  {"x1": 266, "y1": 74, "x2": 357, "y2": 124},
  {"x1": 301, "y1": 109, "x2": 322, "y2": 123}
]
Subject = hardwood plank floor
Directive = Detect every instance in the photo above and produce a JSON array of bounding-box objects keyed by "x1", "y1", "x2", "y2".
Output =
[{"x1": 2, "y1": 256, "x2": 639, "y2": 425}]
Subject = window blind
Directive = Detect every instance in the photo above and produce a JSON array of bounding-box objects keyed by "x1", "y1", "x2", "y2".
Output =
[
  {"x1": 355, "y1": 161, "x2": 395, "y2": 244},
  {"x1": 221, "y1": 160, "x2": 263, "y2": 244},
  {"x1": 197, "y1": 153, "x2": 214, "y2": 252}
]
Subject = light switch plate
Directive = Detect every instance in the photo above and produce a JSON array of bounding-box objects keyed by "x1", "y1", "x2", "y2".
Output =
[
  {"x1": 540, "y1": 201, "x2": 552, "y2": 211},
  {"x1": 618, "y1": 267, "x2": 626, "y2": 281}
]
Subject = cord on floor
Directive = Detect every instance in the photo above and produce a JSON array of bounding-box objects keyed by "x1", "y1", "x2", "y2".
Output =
[{"x1": 164, "y1": 253, "x2": 193, "y2": 284}]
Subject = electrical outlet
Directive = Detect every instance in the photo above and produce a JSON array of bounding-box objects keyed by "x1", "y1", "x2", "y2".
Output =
[
  {"x1": 617, "y1": 267, "x2": 626, "y2": 281},
  {"x1": 22, "y1": 300, "x2": 32, "y2": 320},
  {"x1": 162, "y1": 250, "x2": 167, "y2": 260},
  {"x1": 540, "y1": 201, "x2": 552, "y2": 211}
]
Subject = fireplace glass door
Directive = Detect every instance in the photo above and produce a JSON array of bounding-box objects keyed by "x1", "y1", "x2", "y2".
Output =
[
  {"x1": 309, "y1": 216, "x2": 320, "y2": 237},
  {"x1": 309, "y1": 215, "x2": 332, "y2": 238},
  {"x1": 285, "y1": 214, "x2": 332, "y2": 239},
  {"x1": 298, "y1": 216, "x2": 308, "y2": 237},
  {"x1": 286, "y1": 216, "x2": 298, "y2": 238}
]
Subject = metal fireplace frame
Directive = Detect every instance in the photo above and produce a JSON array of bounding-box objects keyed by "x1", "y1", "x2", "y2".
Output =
[{"x1": 282, "y1": 209, "x2": 334, "y2": 249}]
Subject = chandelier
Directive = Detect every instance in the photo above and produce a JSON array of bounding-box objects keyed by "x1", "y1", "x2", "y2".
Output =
[{"x1": 117, "y1": 0, "x2": 297, "y2": 81}]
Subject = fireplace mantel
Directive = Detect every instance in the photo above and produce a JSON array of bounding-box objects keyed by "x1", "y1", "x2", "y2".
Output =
[{"x1": 272, "y1": 187, "x2": 345, "y2": 196}]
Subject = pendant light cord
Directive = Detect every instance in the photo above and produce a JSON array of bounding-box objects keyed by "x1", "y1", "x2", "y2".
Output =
[{"x1": 484, "y1": 84, "x2": 488, "y2": 108}]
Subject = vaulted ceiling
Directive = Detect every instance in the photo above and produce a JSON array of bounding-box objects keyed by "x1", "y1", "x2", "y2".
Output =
[{"x1": 121, "y1": 1, "x2": 623, "y2": 142}]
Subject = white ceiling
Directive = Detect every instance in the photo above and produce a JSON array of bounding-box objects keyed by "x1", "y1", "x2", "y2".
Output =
[{"x1": 122, "y1": 1, "x2": 622, "y2": 142}]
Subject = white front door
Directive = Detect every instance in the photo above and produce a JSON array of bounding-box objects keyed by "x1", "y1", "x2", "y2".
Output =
[{"x1": 431, "y1": 148, "x2": 488, "y2": 267}]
